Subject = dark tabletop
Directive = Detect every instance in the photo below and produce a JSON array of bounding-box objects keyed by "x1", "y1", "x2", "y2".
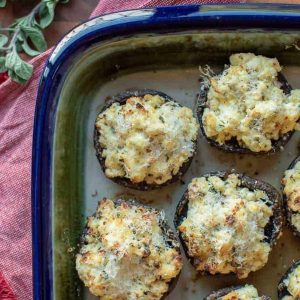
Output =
[{"x1": 0, "y1": 0, "x2": 98, "y2": 48}]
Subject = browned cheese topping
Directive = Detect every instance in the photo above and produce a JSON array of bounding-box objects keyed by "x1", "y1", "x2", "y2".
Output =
[
  {"x1": 283, "y1": 161, "x2": 300, "y2": 232},
  {"x1": 76, "y1": 199, "x2": 182, "y2": 300},
  {"x1": 96, "y1": 94, "x2": 199, "y2": 184},
  {"x1": 178, "y1": 174, "x2": 273, "y2": 278}
]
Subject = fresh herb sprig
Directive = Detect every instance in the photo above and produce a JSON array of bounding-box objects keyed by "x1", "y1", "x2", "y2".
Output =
[{"x1": 0, "y1": 0, "x2": 69, "y2": 84}]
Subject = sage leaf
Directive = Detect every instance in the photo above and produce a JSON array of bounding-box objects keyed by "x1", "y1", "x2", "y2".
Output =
[
  {"x1": 15, "y1": 41, "x2": 23, "y2": 52},
  {"x1": 5, "y1": 51, "x2": 17, "y2": 70},
  {"x1": 20, "y1": 25, "x2": 47, "y2": 52},
  {"x1": 14, "y1": 58, "x2": 33, "y2": 81},
  {"x1": 0, "y1": 57, "x2": 7, "y2": 73},
  {"x1": 15, "y1": 35, "x2": 24, "y2": 52},
  {"x1": 11, "y1": 16, "x2": 31, "y2": 29},
  {"x1": 3, "y1": 0, "x2": 69, "y2": 84},
  {"x1": 0, "y1": 0, "x2": 6, "y2": 8},
  {"x1": 39, "y1": 1, "x2": 56, "y2": 29},
  {"x1": 5, "y1": 51, "x2": 33, "y2": 83},
  {"x1": 17, "y1": 33, "x2": 24, "y2": 42},
  {"x1": 22, "y1": 39, "x2": 41, "y2": 57},
  {"x1": 8, "y1": 69, "x2": 28, "y2": 84},
  {"x1": 0, "y1": 34, "x2": 8, "y2": 47}
]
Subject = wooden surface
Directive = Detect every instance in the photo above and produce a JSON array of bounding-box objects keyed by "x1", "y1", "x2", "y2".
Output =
[
  {"x1": 0, "y1": 0, "x2": 98, "y2": 47},
  {"x1": 0, "y1": 0, "x2": 300, "y2": 49}
]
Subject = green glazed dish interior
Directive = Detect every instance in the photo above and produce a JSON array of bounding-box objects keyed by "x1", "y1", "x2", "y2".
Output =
[{"x1": 53, "y1": 31, "x2": 300, "y2": 299}]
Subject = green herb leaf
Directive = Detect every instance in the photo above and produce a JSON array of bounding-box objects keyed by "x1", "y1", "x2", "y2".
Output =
[
  {"x1": 39, "y1": 1, "x2": 56, "y2": 29},
  {"x1": 10, "y1": 16, "x2": 31, "y2": 29},
  {"x1": 5, "y1": 52, "x2": 17, "y2": 70},
  {"x1": 20, "y1": 25, "x2": 47, "y2": 52},
  {"x1": 17, "y1": 34, "x2": 24, "y2": 42},
  {"x1": 15, "y1": 41, "x2": 23, "y2": 52},
  {"x1": 2, "y1": 0, "x2": 69, "y2": 84},
  {"x1": 0, "y1": 34, "x2": 8, "y2": 47},
  {"x1": 0, "y1": 57, "x2": 7, "y2": 73},
  {"x1": 8, "y1": 69, "x2": 28, "y2": 84},
  {"x1": 22, "y1": 39, "x2": 41, "y2": 56},
  {"x1": 5, "y1": 51, "x2": 33, "y2": 83},
  {"x1": 14, "y1": 60, "x2": 33, "y2": 82},
  {"x1": 0, "y1": 0, "x2": 6, "y2": 8}
]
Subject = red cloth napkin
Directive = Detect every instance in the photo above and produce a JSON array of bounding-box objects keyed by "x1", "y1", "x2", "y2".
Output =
[
  {"x1": 0, "y1": 0, "x2": 243, "y2": 299},
  {"x1": 0, "y1": 273, "x2": 15, "y2": 300}
]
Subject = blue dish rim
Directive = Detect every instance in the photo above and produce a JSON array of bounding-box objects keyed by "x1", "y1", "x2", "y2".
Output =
[{"x1": 32, "y1": 4, "x2": 300, "y2": 299}]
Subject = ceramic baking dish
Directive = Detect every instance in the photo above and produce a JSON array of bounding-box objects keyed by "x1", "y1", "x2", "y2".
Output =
[{"x1": 32, "y1": 4, "x2": 300, "y2": 300}]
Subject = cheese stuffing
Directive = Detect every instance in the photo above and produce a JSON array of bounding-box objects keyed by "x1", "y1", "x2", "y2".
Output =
[
  {"x1": 202, "y1": 53, "x2": 300, "y2": 152},
  {"x1": 76, "y1": 198, "x2": 182, "y2": 300},
  {"x1": 178, "y1": 174, "x2": 273, "y2": 278},
  {"x1": 95, "y1": 94, "x2": 199, "y2": 184},
  {"x1": 283, "y1": 161, "x2": 300, "y2": 232},
  {"x1": 283, "y1": 265, "x2": 300, "y2": 300},
  {"x1": 219, "y1": 285, "x2": 265, "y2": 300}
]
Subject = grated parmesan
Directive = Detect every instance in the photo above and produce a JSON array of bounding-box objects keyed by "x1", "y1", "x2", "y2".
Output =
[
  {"x1": 219, "y1": 285, "x2": 265, "y2": 300},
  {"x1": 283, "y1": 265, "x2": 300, "y2": 299},
  {"x1": 178, "y1": 174, "x2": 273, "y2": 278},
  {"x1": 76, "y1": 199, "x2": 182, "y2": 300},
  {"x1": 283, "y1": 161, "x2": 300, "y2": 232},
  {"x1": 202, "y1": 53, "x2": 300, "y2": 152},
  {"x1": 95, "y1": 94, "x2": 199, "y2": 184}
]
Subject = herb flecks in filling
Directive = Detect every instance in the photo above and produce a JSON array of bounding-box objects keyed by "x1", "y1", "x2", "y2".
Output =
[
  {"x1": 76, "y1": 199, "x2": 182, "y2": 300},
  {"x1": 178, "y1": 174, "x2": 273, "y2": 279},
  {"x1": 96, "y1": 94, "x2": 199, "y2": 185},
  {"x1": 283, "y1": 161, "x2": 300, "y2": 232},
  {"x1": 202, "y1": 53, "x2": 300, "y2": 152}
]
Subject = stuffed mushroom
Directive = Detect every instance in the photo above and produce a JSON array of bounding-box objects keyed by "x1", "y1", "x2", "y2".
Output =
[
  {"x1": 198, "y1": 53, "x2": 300, "y2": 154},
  {"x1": 278, "y1": 259, "x2": 300, "y2": 300},
  {"x1": 94, "y1": 89, "x2": 199, "y2": 190},
  {"x1": 205, "y1": 284, "x2": 271, "y2": 300},
  {"x1": 76, "y1": 198, "x2": 183, "y2": 300},
  {"x1": 282, "y1": 156, "x2": 300, "y2": 237},
  {"x1": 174, "y1": 171, "x2": 283, "y2": 279}
]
